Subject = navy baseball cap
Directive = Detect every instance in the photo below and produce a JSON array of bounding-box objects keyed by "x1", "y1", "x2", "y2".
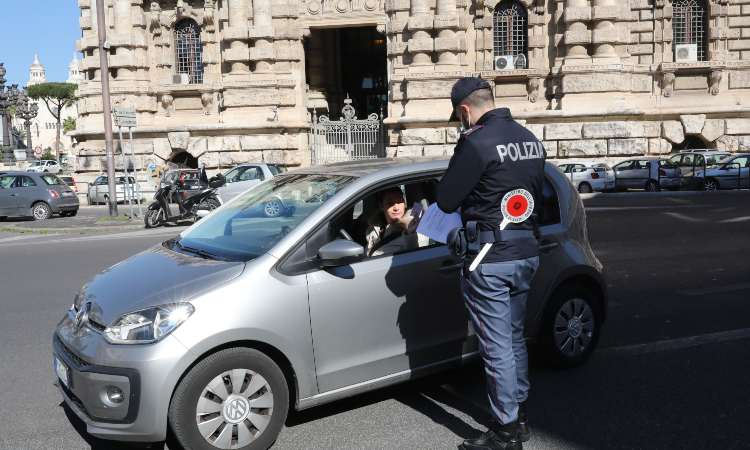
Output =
[{"x1": 449, "y1": 77, "x2": 492, "y2": 122}]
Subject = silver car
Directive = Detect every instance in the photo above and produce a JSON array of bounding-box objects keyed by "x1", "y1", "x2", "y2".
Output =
[
  {"x1": 0, "y1": 171, "x2": 79, "y2": 220},
  {"x1": 613, "y1": 157, "x2": 681, "y2": 191},
  {"x1": 53, "y1": 159, "x2": 606, "y2": 449},
  {"x1": 217, "y1": 163, "x2": 286, "y2": 203},
  {"x1": 87, "y1": 175, "x2": 145, "y2": 205},
  {"x1": 696, "y1": 153, "x2": 750, "y2": 190}
]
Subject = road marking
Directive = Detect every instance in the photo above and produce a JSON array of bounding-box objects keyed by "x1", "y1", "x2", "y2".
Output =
[
  {"x1": 661, "y1": 211, "x2": 705, "y2": 222},
  {"x1": 720, "y1": 215, "x2": 750, "y2": 223},
  {"x1": 585, "y1": 205, "x2": 703, "y2": 212},
  {"x1": 678, "y1": 282, "x2": 750, "y2": 296},
  {"x1": 0, "y1": 234, "x2": 59, "y2": 244},
  {"x1": 601, "y1": 327, "x2": 750, "y2": 357}
]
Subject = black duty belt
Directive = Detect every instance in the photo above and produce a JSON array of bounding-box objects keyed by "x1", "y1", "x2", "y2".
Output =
[{"x1": 478, "y1": 229, "x2": 535, "y2": 244}]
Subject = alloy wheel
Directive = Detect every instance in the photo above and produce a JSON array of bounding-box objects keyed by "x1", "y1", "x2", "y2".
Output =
[
  {"x1": 32, "y1": 203, "x2": 51, "y2": 220},
  {"x1": 195, "y1": 369, "x2": 274, "y2": 449},
  {"x1": 704, "y1": 180, "x2": 718, "y2": 191},
  {"x1": 553, "y1": 298, "x2": 595, "y2": 358},
  {"x1": 263, "y1": 199, "x2": 282, "y2": 217}
]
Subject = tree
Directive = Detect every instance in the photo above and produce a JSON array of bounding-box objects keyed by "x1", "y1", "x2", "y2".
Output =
[
  {"x1": 27, "y1": 83, "x2": 76, "y2": 158},
  {"x1": 63, "y1": 117, "x2": 76, "y2": 134}
]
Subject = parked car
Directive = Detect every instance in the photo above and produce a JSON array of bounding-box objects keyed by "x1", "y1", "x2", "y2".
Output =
[
  {"x1": 696, "y1": 153, "x2": 750, "y2": 190},
  {"x1": 667, "y1": 151, "x2": 730, "y2": 189},
  {"x1": 59, "y1": 175, "x2": 78, "y2": 194},
  {"x1": 556, "y1": 162, "x2": 614, "y2": 193},
  {"x1": 0, "y1": 172, "x2": 79, "y2": 220},
  {"x1": 613, "y1": 158, "x2": 680, "y2": 191},
  {"x1": 87, "y1": 175, "x2": 145, "y2": 205},
  {"x1": 53, "y1": 158, "x2": 606, "y2": 449},
  {"x1": 216, "y1": 163, "x2": 287, "y2": 203},
  {"x1": 27, "y1": 159, "x2": 61, "y2": 174}
]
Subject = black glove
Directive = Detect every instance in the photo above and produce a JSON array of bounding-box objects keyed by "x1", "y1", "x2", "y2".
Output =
[{"x1": 447, "y1": 227, "x2": 467, "y2": 259}]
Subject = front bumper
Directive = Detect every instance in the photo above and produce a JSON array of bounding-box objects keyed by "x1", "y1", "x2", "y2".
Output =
[{"x1": 53, "y1": 312, "x2": 190, "y2": 442}]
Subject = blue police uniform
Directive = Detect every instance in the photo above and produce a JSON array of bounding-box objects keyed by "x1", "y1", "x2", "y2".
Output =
[{"x1": 437, "y1": 79, "x2": 546, "y2": 450}]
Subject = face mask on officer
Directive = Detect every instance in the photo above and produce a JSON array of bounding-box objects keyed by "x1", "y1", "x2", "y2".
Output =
[{"x1": 457, "y1": 105, "x2": 473, "y2": 131}]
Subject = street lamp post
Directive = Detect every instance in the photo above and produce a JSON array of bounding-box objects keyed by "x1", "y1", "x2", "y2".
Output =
[
  {"x1": 15, "y1": 90, "x2": 39, "y2": 157},
  {"x1": 0, "y1": 63, "x2": 21, "y2": 148}
]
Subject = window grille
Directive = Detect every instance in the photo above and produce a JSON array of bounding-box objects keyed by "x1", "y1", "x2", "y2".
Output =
[
  {"x1": 493, "y1": 0, "x2": 528, "y2": 68},
  {"x1": 175, "y1": 20, "x2": 203, "y2": 84},
  {"x1": 673, "y1": 0, "x2": 707, "y2": 62}
]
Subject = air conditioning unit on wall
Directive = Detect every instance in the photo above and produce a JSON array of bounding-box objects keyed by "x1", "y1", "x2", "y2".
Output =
[
  {"x1": 172, "y1": 73, "x2": 190, "y2": 84},
  {"x1": 675, "y1": 44, "x2": 698, "y2": 62},
  {"x1": 494, "y1": 55, "x2": 515, "y2": 71}
]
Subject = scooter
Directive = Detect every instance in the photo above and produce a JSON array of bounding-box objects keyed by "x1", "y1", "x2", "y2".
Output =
[{"x1": 144, "y1": 170, "x2": 225, "y2": 228}]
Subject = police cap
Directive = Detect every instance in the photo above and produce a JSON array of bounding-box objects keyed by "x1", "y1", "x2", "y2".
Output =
[{"x1": 449, "y1": 77, "x2": 492, "y2": 122}]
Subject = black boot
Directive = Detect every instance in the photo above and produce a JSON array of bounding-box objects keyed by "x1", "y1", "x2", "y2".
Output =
[
  {"x1": 459, "y1": 421, "x2": 522, "y2": 450},
  {"x1": 518, "y1": 402, "x2": 530, "y2": 443}
]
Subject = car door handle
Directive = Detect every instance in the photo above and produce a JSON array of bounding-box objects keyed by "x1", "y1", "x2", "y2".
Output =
[
  {"x1": 540, "y1": 240, "x2": 559, "y2": 252},
  {"x1": 439, "y1": 261, "x2": 463, "y2": 272}
]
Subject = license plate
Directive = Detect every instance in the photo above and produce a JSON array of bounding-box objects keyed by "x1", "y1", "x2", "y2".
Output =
[
  {"x1": 62, "y1": 192, "x2": 75, "y2": 197},
  {"x1": 54, "y1": 357, "x2": 70, "y2": 389},
  {"x1": 190, "y1": 186, "x2": 199, "y2": 190}
]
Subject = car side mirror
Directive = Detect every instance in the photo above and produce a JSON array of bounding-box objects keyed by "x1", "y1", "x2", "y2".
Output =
[{"x1": 318, "y1": 239, "x2": 364, "y2": 267}]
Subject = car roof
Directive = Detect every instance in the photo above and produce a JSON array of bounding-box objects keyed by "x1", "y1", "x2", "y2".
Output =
[
  {"x1": 1, "y1": 171, "x2": 41, "y2": 176},
  {"x1": 291, "y1": 157, "x2": 449, "y2": 178}
]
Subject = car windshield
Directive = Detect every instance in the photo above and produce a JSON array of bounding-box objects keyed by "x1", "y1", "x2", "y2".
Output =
[
  {"x1": 41, "y1": 175, "x2": 64, "y2": 185},
  {"x1": 176, "y1": 174, "x2": 355, "y2": 262}
]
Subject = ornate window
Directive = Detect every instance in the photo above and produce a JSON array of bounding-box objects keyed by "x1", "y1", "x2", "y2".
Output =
[
  {"x1": 493, "y1": 0, "x2": 528, "y2": 69},
  {"x1": 175, "y1": 19, "x2": 203, "y2": 84},
  {"x1": 673, "y1": 0, "x2": 707, "y2": 62}
]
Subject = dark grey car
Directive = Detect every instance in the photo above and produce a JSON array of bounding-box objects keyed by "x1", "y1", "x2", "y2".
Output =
[
  {"x1": 0, "y1": 171, "x2": 79, "y2": 220},
  {"x1": 54, "y1": 158, "x2": 606, "y2": 449}
]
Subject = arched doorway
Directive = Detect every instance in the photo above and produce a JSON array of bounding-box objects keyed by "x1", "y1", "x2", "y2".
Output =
[
  {"x1": 672, "y1": 135, "x2": 710, "y2": 152},
  {"x1": 168, "y1": 150, "x2": 198, "y2": 168}
]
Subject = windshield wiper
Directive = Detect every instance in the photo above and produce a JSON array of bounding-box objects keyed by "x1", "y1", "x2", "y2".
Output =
[{"x1": 173, "y1": 239, "x2": 229, "y2": 261}]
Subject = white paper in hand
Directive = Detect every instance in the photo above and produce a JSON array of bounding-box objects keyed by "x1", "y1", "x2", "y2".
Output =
[{"x1": 416, "y1": 203, "x2": 463, "y2": 244}]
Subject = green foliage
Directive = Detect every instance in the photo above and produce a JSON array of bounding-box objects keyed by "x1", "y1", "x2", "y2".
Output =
[
  {"x1": 41, "y1": 149, "x2": 56, "y2": 160},
  {"x1": 63, "y1": 117, "x2": 77, "y2": 134},
  {"x1": 27, "y1": 83, "x2": 77, "y2": 118}
]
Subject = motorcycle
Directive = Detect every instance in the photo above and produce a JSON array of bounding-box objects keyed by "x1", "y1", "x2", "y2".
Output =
[{"x1": 144, "y1": 170, "x2": 225, "y2": 228}]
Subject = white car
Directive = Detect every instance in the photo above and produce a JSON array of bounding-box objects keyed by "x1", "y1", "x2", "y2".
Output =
[
  {"x1": 27, "y1": 160, "x2": 61, "y2": 174},
  {"x1": 556, "y1": 162, "x2": 614, "y2": 193},
  {"x1": 216, "y1": 163, "x2": 286, "y2": 202},
  {"x1": 87, "y1": 175, "x2": 145, "y2": 205}
]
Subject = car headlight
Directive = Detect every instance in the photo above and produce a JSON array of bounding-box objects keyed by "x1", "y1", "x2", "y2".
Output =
[{"x1": 103, "y1": 303, "x2": 194, "y2": 344}]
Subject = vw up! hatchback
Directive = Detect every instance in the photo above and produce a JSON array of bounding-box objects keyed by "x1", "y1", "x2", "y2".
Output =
[{"x1": 54, "y1": 158, "x2": 606, "y2": 449}]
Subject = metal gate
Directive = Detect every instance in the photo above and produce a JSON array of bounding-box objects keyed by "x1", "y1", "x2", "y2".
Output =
[{"x1": 309, "y1": 97, "x2": 385, "y2": 166}]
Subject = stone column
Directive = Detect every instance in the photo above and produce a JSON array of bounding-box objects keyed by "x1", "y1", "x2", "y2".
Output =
[
  {"x1": 407, "y1": 0, "x2": 434, "y2": 68},
  {"x1": 591, "y1": 0, "x2": 620, "y2": 64},
  {"x1": 113, "y1": 0, "x2": 134, "y2": 79},
  {"x1": 563, "y1": 0, "x2": 591, "y2": 65},
  {"x1": 250, "y1": 0, "x2": 275, "y2": 73},
  {"x1": 225, "y1": 0, "x2": 250, "y2": 74},
  {"x1": 434, "y1": 0, "x2": 460, "y2": 68}
]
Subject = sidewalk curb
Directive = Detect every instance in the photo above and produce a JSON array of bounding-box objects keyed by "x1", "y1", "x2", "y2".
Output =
[{"x1": 0, "y1": 222, "x2": 144, "y2": 235}]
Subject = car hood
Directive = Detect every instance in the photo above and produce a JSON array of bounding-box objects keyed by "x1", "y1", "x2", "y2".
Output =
[{"x1": 78, "y1": 244, "x2": 245, "y2": 326}]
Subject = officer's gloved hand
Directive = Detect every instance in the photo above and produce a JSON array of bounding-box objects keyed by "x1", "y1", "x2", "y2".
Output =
[{"x1": 447, "y1": 227, "x2": 467, "y2": 259}]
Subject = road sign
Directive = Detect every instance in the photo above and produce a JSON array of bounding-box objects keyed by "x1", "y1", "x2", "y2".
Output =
[{"x1": 113, "y1": 106, "x2": 137, "y2": 128}]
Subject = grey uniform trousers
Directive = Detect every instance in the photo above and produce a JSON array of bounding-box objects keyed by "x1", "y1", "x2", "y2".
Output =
[{"x1": 461, "y1": 256, "x2": 540, "y2": 425}]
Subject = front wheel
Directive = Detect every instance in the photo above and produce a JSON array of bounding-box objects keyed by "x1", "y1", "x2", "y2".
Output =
[
  {"x1": 704, "y1": 178, "x2": 719, "y2": 191},
  {"x1": 169, "y1": 348, "x2": 289, "y2": 450},
  {"x1": 540, "y1": 284, "x2": 603, "y2": 368},
  {"x1": 577, "y1": 182, "x2": 593, "y2": 194},
  {"x1": 144, "y1": 208, "x2": 165, "y2": 228}
]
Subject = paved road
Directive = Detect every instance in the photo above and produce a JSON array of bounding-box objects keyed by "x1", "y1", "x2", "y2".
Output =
[{"x1": 0, "y1": 191, "x2": 748, "y2": 450}]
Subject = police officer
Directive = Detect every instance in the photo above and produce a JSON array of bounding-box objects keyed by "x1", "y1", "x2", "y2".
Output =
[{"x1": 436, "y1": 78, "x2": 545, "y2": 450}]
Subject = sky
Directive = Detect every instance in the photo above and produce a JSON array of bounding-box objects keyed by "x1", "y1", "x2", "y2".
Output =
[{"x1": 1, "y1": 0, "x2": 81, "y2": 87}]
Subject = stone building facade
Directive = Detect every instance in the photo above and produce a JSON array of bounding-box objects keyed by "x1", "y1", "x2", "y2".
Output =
[{"x1": 72, "y1": 0, "x2": 750, "y2": 176}]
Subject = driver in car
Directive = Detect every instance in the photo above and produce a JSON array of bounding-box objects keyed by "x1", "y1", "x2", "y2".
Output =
[{"x1": 365, "y1": 187, "x2": 420, "y2": 257}]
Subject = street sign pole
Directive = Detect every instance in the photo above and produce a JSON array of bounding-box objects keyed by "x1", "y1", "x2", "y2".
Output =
[
  {"x1": 96, "y1": 0, "x2": 118, "y2": 216},
  {"x1": 128, "y1": 126, "x2": 142, "y2": 217},
  {"x1": 117, "y1": 125, "x2": 133, "y2": 218}
]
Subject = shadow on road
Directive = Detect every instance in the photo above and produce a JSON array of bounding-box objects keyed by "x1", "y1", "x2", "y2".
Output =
[{"x1": 61, "y1": 401, "x2": 165, "y2": 450}]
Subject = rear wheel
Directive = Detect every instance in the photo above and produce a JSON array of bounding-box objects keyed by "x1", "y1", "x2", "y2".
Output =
[
  {"x1": 263, "y1": 198, "x2": 283, "y2": 218},
  {"x1": 540, "y1": 284, "x2": 602, "y2": 368},
  {"x1": 169, "y1": 348, "x2": 289, "y2": 450},
  {"x1": 577, "y1": 182, "x2": 593, "y2": 194},
  {"x1": 198, "y1": 197, "x2": 221, "y2": 212},
  {"x1": 31, "y1": 202, "x2": 52, "y2": 221}
]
